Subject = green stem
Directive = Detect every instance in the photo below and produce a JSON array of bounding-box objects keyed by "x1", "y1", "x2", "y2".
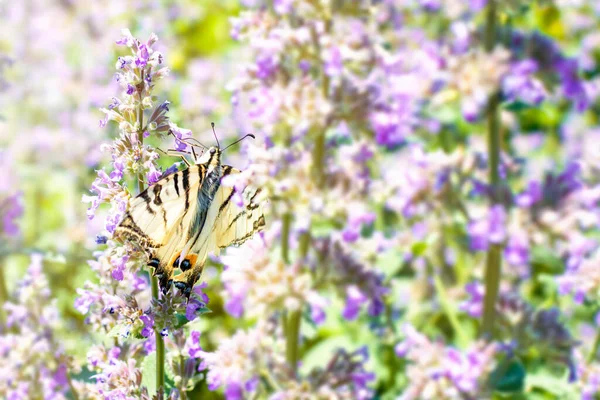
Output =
[
  {"x1": 484, "y1": 0, "x2": 497, "y2": 53},
  {"x1": 286, "y1": 309, "x2": 302, "y2": 377},
  {"x1": 151, "y1": 276, "x2": 165, "y2": 392},
  {"x1": 588, "y1": 328, "x2": 600, "y2": 363},
  {"x1": 179, "y1": 354, "x2": 188, "y2": 400},
  {"x1": 67, "y1": 373, "x2": 80, "y2": 400},
  {"x1": 136, "y1": 72, "x2": 165, "y2": 394},
  {"x1": 481, "y1": 0, "x2": 502, "y2": 339},
  {"x1": 281, "y1": 213, "x2": 291, "y2": 264},
  {"x1": 433, "y1": 275, "x2": 468, "y2": 347},
  {"x1": 313, "y1": 132, "x2": 326, "y2": 189},
  {"x1": 0, "y1": 257, "x2": 8, "y2": 331}
]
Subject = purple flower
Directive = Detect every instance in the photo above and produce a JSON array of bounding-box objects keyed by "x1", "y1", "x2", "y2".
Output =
[
  {"x1": 126, "y1": 84, "x2": 135, "y2": 95},
  {"x1": 160, "y1": 163, "x2": 180, "y2": 179},
  {"x1": 109, "y1": 158, "x2": 125, "y2": 181},
  {"x1": 555, "y1": 58, "x2": 589, "y2": 112},
  {"x1": 186, "y1": 300, "x2": 204, "y2": 321},
  {"x1": 516, "y1": 180, "x2": 542, "y2": 207},
  {"x1": 146, "y1": 164, "x2": 162, "y2": 185},
  {"x1": 187, "y1": 330, "x2": 203, "y2": 358},
  {"x1": 274, "y1": 0, "x2": 293, "y2": 14},
  {"x1": 504, "y1": 234, "x2": 529, "y2": 270},
  {"x1": 503, "y1": 60, "x2": 546, "y2": 105},
  {"x1": 370, "y1": 109, "x2": 411, "y2": 148},
  {"x1": 224, "y1": 292, "x2": 245, "y2": 318},
  {"x1": 95, "y1": 235, "x2": 108, "y2": 245},
  {"x1": 324, "y1": 47, "x2": 343, "y2": 77},
  {"x1": 170, "y1": 124, "x2": 193, "y2": 152},
  {"x1": 110, "y1": 254, "x2": 128, "y2": 281},
  {"x1": 342, "y1": 286, "x2": 368, "y2": 320},
  {"x1": 224, "y1": 383, "x2": 243, "y2": 400},
  {"x1": 256, "y1": 52, "x2": 278, "y2": 80},
  {"x1": 136, "y1": 44, "x2": 149, "y2": 68},
  {"x1": 1, "y1": 193, "x2": 22, "y2": 236},
  {"x1": 460, "y1": 282, "x2": 485, "y2": 318},
  {"x1": 467, "y1": 205, "x2": 506, "y2": 251},
  {"x1": 140, "y1": 314, "x2": 154, "y2": 338}
]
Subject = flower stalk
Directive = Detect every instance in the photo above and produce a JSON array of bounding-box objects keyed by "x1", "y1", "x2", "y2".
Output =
[
  {"x1": 0, "y1": 259, "x2": 7, "y2": 330},
  {"x1": 481, "y1": 0, "x2": 502, "y2": 338},
  {"x1": 588, "y1": 327, "x2": 600, "y2": 363},
  {"x1": 135, "y1": 72, "x2": 165, "y2": 393}
]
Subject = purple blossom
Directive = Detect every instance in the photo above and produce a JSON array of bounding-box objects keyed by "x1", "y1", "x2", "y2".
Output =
[
  {"x1": 1, "y1": 192, "x2": 22, "y2": 236},
  {"x1": 186, "y1": 330, "x2": 203, "y2": 358},
  {"x1": 503, "y1": 60, "x2": 547, "y2": 105},
  {"x1": 170, "y1": 123, "x2": 193, "y2": 152},
  {"x1": 504, "y1": 234, "x2": 529, "y2": 270},
  {"x1": 516, "y1": 180, "x2": 542, "y2": 207},
  {"x1": 136, "y1": 44, "x2": 149, "y2": 68},
  {"x1": 467, "y1": 205, "x2": 506, "y2": 251},
  {"x1": 140, "y1": 314, "x2": 154, "y2": 338},
  {"x1": 460, "y1": 282, "x2": 485, "y2": 318},
  {"x1": 110, "y1": 254, "x2": 128, "y2": 281},
  {"x1": 342, "y1": 285, "x2": 368, "y2": 321},
  {"x1": 256, "y1": 52, "x2": 279, "y2": 80},
  {"x1": 323, "y1": 47, "x2": 343, "y2": 77},
  {"x1": 185, "y1": 300, "x2": 204, "y2": 321}
]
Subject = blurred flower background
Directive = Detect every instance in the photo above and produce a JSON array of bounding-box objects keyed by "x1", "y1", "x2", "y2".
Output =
[{"x1": 1, "y1": 0, "x2": 600, "y2": 399}]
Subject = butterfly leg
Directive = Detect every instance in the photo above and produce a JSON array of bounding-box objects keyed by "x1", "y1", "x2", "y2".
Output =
[
  {"x1": 148, "y1": 257, "x2": 174, "y2": 295},
  {"x1": 164, "y1": 149, "x2": 191, "y2": 167}
]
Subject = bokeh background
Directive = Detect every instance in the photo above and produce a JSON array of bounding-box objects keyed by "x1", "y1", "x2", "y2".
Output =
[{"x1": 1, "y1": 0, "x2": 600, "y2": 399}]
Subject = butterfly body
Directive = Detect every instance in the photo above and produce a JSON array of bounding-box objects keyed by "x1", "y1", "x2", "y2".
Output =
[{"x1": 115, "y1": 146, "x2": 265, "y2": 297}]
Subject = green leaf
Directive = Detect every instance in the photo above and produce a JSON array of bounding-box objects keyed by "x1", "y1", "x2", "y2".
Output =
[
  {"x1": 531, "y1": 246, "x2": 564, "y2": 275},
  {"x1": 141, "y1": 352, "x2": 157, "y2": 396},
  {"x1": 173, "y1": 306, "x2": 212, "y2": 329},
  {"x1": 311, "y1": 218, "x2": 343, "y2": 238},
  {"x1": 503, "y1": 100, "x2": 535, "y2": 112},
  {"x1": 527, "y1": 369, "x2": 578, "y2": 398},
  {"x1": 411, "y1": 242, "x2": 428, "y2": 257},
  {"x1": 491, "y1": 360, "x2": 526, "y2": 393}
]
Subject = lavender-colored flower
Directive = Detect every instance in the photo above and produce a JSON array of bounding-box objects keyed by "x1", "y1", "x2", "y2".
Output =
[
  {"x1": 140, "y1": 314, "x2": 154, "y2": 338},
  {"x1": 0, "y1": 255, "x2": 72, "y2": 400},
  {"x1": 342, "y1": 285, "x2": 369, "y2": 321},
  {"x1": 1, "y1": 192, "x2": 22, "y2": 237},
  {"x1": 467, "y1": 204, "x2": 506, "y2": 251},
  {"x1": 396, "y1": 324, "x2": 497, "y2": 399},
  {"x1": 503, "y1": 60, "x2": 547, "y2": 105}
]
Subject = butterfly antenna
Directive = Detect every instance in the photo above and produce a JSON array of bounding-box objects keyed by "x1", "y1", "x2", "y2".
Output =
[
  {"x1": 211, "y1": 122, "x2": 220, "y2": 148},
  {"x1": 222, "y1": 133, "x2": 256, "y2": 152}
]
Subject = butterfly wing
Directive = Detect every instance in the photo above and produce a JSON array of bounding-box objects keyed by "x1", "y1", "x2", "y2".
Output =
[
  {"x1": 214, "y1": 167, "x2": 265, "y2": 249},
  {"x1": 171, "y1": 166, "x2": 266, "y2": 296},
  {"x1": 115, "y1": 165, "x2": 206, "y2": 288}
]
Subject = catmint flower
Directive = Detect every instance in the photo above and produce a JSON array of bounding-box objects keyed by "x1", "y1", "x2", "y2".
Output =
[
  {"x1": 467, "y1": 205, "x2": 506, "y2": 251},
  {"x1": 0, "y1": 151, "x2": 23, "y2": 238},
  {"x1": 220, "y1": 227, "x2": 321, "y2": 318},
  {"x1": 396, "y1": 324, "x2": 497, "y2": 399},
  {"x1": 503, "y1": 59, "x2": 547, "y2": 105},
  {"x1": 0, "y1": 255, "x2": 74, "y2": 400},
  {"x1": 342, "y1": 285, "x2": 369, "y2": 321},
  {"x1": 169, "y1": 123, "x2": 193, "y2": 152}
]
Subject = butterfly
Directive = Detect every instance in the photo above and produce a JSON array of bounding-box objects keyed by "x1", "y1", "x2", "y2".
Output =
[{"x1": 115, "y1": 125, "x2": 265, "y2": 298}]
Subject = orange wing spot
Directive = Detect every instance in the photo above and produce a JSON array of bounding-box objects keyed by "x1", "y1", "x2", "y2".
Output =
[
  {"x1": 186, "y1": 253, "x2": 199, "y2": 266},
  {"x1": 169, "y1": 252, "x2": 199, "y2": 272},
  {"x1": 169, "y1": 251, "x2": 182, "y2": 268}
]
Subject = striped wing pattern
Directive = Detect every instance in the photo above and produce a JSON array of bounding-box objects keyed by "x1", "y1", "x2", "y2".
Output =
[
  {"x1": 115, "y1": 157, "x2": 265, "y2": 297},
  {"x1": 169, "y1": 166, "x2": 266, "y2": 295}
]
